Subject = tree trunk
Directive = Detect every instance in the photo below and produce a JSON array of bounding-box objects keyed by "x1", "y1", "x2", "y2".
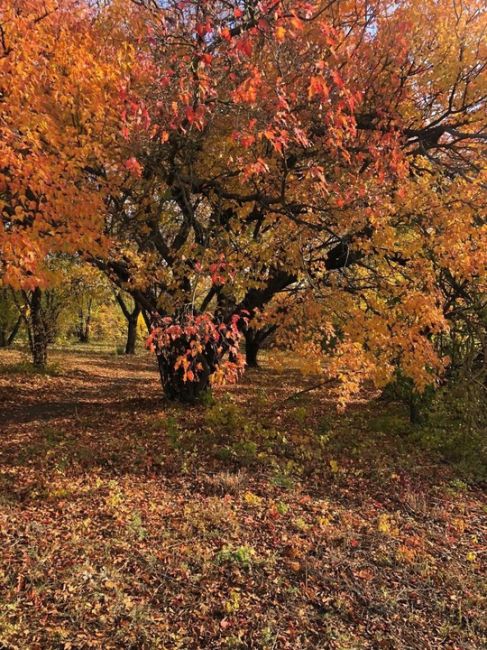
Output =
[
  {"x1": 156, "y1": 348, "x2": 213, "y2": 403},
  {"x1": 125, "y1": 310, "x2": 139, "y2": 354},
  {"x1": 78, "y1": 313, "x2": 90, "y2": 343},
  {"x1": 78, "y1": 326, "x2": 90, "y2": 344},
  {"x1": 0, "y1": 317, "x2": 21, "y2": 347},
  {"x1": 29, "y1": 287, "x2": 48, "y2": 369},
  {"x1": 77, "y1": 298, "x2": 92, "y2": 343},
  {"x1": 7, "y1": 317, "x2": 21, "y2": 346},
  {"x1": 245, "y1": 330, "x2": 260, "y2": 368},
  {"x1": 116, "y1": 293, "x2": 142, "y2": 354},
  {"x1": 244, "y1": 325, "x2": 277, "y2": 368}
]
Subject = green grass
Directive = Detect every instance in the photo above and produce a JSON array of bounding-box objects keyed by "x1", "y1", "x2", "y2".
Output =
[{"x1": 0, "y1": 360, "x2": 62, "y2": 376}]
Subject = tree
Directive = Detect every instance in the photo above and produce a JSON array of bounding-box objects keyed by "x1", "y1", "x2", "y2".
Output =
[
  {"x1": 115, "y1": 292, "x2": 142, "y2": 354},
  {"x1": 93, "y1": 0, "x2": 485, "y2": 402},
  {"x1": 9, "y1": 260, "x2": 104, "y2": 368},
  {"x1": 66, "y1": 264, "x2": 114, "y2": 344},
  {"x1": 0, "y1": 0, "x2": 121, "y2": 288},
  {"x1": 2, "y1": 0, "x2": 484, "y2": 404},
  {"x1": 13, "y1": 286, "x2": 66, "y2": 368},
  {"x1": 93, "y1": 0, "x2": 394, "y2": 399},
  {"x1": 236, "y1": 0, "x2": 487, "y2": 369}
]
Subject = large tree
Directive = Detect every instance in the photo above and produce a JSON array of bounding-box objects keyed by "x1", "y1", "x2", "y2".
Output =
[
  {"x1": 94, "y1": 0, "x2": 485, "y2": 401},
  {"x1": 93, "y1": 0, "x2": 401, "y2": 398}
]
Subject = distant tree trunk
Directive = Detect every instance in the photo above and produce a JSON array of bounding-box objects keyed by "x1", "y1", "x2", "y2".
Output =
[
  {"x1": 78, "y1": 319, "x2": 90, "y2": 343},
  {"x1": 0, "y1": 316, "x2": 21, "y2": 348},
  {"x1": 116, "y1": 293, "x2": 141, "y2": 354},
  {"x1": 14, "y1": 287, "x2": 65, "y2": 368},
  {"x1": 0, "y1": 288, "x2": 22, "y2": 348},
  {"x1": 125, "y1": 305, "x2": 141, "y2": 354},
  {"x1": 77, "y1": 298, "x2": 92, "y2": 343},
  {"x1": 8, "y1": 317, "x2": 21, "y2": 346},
  {"x1": 26, "y1": 288, "x2": 48, "y2": 368}
]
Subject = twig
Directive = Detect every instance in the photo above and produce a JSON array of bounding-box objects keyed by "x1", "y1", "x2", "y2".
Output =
[{"x1": 281, "y1": 379, "x2": 334, "y2": 403}]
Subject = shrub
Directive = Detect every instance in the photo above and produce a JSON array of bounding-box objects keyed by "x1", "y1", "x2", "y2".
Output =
[{"x1": 411, "y1": 381, "x2": 487, "y2": 480}]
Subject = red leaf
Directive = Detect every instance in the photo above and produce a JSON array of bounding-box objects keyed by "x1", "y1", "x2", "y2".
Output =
[
  {"x1": 236, "y1": 37, "x2": 253, "y2": 57},
  {"x1": 124, "y1": 157, "x2": 142, "y2": 177}
]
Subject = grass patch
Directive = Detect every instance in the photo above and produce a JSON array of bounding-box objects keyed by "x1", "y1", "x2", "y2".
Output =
[{"x1": 0, "y1": 360, "x2": 62, "y2": 376}]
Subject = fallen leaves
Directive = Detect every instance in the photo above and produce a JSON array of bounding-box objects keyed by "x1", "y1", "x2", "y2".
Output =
[{"x1": 0, "y1": 348, "x2": 486, "y2": 648}]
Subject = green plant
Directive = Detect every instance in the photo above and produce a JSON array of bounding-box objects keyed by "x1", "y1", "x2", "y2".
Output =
[
  {"x1": 231, "y1": 440, "x2": 258, "y2": 465},
  {"x1": 271, "y1": 470, "x2": 295, "y2": 490},
  {"x1": 40, "y1": 426, "x2": 65, "y2": 446},
  {"x1": 215, "y1": 440, "x2": 258, "y2": 465},
  {"x1": 260, "y1": 626, "x2": 277, "y2": 648},
  {"x1": 292, "y1": 406, "x2": 308, "y2": 426},
  {"x1": 198, "y1": 389, "x2": 216, "y2": 408},
  {"x1": 128, "y1": 512, "x2": 147, "y2": 541},
  {"x1": 0, "y1": 361, "x2": 62, "y2": 376},
  {"x1": 216, "y1": 545, "x2": 256, "y2": 569},
  {"x1": 276, "y1": 501, "x2": 289, "y2": 515},
  {"x1": 165, "y1": 416, "x2": 182, "y2": 449},
  {"x1": 382, "y1": 372, "x2": 436, "y2": 424},
  {"x1": 205, "y1": 400, "x2": 244, "y2": 431},
  {"x1": 410, "y1": 381, "x2": 487, "y2": 480},
  {"x1": 368, "y1": 413, "x2": 413, "y2": 436}
]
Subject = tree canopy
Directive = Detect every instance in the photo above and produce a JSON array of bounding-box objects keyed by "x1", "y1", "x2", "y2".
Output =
[{"x1": 1, "y1": 0, "x2": 485, "y2": 401}]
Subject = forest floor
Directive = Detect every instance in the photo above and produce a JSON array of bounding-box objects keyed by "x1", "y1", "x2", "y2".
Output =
[{"x1": 0, "y1": 347, "x2": 485, "y2": 649}]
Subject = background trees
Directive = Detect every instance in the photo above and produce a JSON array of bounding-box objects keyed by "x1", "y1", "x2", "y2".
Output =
[
  {"x1": 0, "y1": 0, "x2": 121, "y2": 288},
  {"x1": 0, "y1": 289, "x2": 21, "y2": 348}
]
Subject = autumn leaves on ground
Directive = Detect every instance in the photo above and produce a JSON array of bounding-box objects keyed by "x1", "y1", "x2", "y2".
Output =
[{"x1": 0, "y1": 347, "x2": 485, "y2": 649}]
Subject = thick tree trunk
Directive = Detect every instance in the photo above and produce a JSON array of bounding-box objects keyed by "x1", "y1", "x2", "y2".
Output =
[
  {"x1": 244, "y1": 325, "x2": 277, "y2": 368},
  {"x1": 156, "y1": 348, "x2": 213, "y2": 403},
  {"x1": 245, "y1": 331, "x2": 260, "y2": 368},
  {"x1": 29, "y1": 288, "x2": 48, "y2": 369}
]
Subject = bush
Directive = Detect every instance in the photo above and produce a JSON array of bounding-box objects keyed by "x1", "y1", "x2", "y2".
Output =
[
  {"x1": 382, "y1": 372, "x2": 436, "y2": 424},
  {"x1": 411, "y1": 381, "x2": 487, "y2": 480},
  {"x1": 204, "y1": 400, "x2": 244, "y2": 430}
]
